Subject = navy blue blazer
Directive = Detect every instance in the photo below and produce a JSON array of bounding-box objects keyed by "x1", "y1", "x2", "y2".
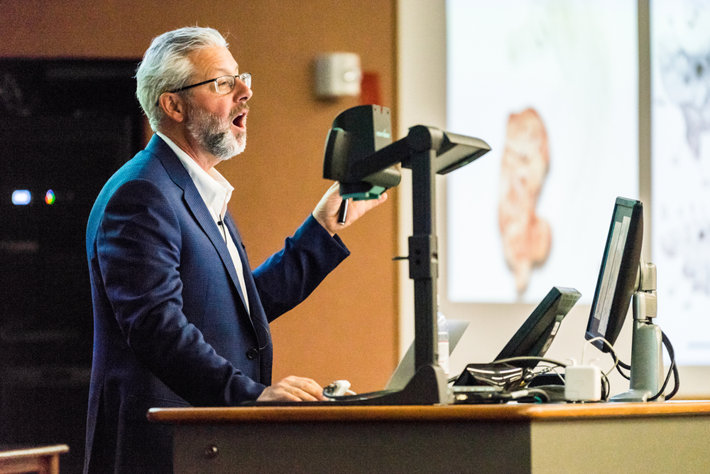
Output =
[{"x1": 83, "y1": 135, "x2": 349, "y2": 473}]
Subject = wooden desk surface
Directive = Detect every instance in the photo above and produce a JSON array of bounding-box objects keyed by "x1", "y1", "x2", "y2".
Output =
[
  {"x1": 148, "y1": 400, "x2": 710, "y2": 424},
  {"x1": 0, "y1": 444, "x2": 69, "y2": 474},
  {"x1": 0, "y1": 445, "x2": 69, "y2": 460}
]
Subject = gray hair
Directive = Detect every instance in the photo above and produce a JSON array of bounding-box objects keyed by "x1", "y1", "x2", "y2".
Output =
[{"x1": 135, "y1": 26, "x2": 228, "y2": 131}]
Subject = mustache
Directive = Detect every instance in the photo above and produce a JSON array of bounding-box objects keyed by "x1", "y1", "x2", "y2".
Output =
[{"x1": 231, "y1": 104, "x2": 249, "y2": 119}]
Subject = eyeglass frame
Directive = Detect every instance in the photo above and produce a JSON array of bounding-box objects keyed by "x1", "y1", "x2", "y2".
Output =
[{"x1": 156, "y1": 73, "x2": 252, "y2": 105}]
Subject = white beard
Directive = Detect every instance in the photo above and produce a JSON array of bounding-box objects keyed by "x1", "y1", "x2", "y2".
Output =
[{"x1": 186, "y1": 103, "x2": 246, "y2": 161}]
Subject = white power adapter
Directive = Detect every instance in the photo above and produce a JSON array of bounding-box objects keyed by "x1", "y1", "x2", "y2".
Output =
[{"x1": 565, "y1": 365, "x2": 602, "y2": 402}]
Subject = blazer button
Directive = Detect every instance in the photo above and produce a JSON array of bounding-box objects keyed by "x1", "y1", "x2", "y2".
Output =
[{"x1": 246, "y1": 348, "x2": 259, "y2": 360}]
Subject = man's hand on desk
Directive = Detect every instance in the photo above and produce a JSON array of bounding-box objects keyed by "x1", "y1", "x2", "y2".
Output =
[{"x1": 257, "y1": 375, "x2": 327, "y2": 402}]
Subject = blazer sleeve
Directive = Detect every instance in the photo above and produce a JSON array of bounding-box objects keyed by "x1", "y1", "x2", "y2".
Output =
[
  {"x1": 96, "y1": 179, "x2": 265, "y2": 405},
  {"x1": 252, "y1": 215, "x2": 350, "y2": 321}
]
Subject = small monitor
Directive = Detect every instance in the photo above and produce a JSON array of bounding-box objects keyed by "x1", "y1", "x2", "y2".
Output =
[
  {"x1": 495, "y1": 286, "x2": 582, "y2": 369},
  {"x1": 585, "y1": 197, "x2": 644, "y2": 352},
  {"x1": 385, "y1": 319, "x2": 469, "y2": 391}
]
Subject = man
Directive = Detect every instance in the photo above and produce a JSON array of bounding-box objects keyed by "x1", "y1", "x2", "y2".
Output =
[{"x1": 83, "y1": 26, "x2": 385, "y2": 473}]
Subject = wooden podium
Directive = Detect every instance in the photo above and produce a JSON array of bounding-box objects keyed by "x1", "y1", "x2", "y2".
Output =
[{"x1": 148, "y1": 401, "x2": 710, "y2": 473}]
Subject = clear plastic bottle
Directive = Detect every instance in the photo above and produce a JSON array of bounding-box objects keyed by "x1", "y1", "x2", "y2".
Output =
[{"x1": 437, "y1": 311, "x2": 450, "y2": 377}]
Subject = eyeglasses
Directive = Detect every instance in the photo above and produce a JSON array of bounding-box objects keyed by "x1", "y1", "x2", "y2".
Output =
[{"x1": 167, "y1": 72, "x2": 252, "y2": 95}]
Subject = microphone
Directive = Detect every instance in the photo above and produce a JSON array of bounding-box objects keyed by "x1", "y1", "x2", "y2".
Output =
[{"x1": 217, "y1": 218, "x2": 227, "y2": 241}]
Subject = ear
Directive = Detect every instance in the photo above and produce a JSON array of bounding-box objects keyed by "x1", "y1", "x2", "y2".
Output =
[{"x1": 158, "y1": 93, "x2": 187, "y2": 123}]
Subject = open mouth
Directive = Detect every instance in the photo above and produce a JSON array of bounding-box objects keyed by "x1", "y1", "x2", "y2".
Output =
[{"x1": 232, "y1": 112, "x2": 246, "y2": 129}]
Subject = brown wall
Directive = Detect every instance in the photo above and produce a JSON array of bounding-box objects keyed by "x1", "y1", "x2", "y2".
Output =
[{"x1": 0, "y1": 0, "x2": 399, "y2": 391}]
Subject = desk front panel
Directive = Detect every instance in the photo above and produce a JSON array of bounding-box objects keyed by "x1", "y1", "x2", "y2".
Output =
[
  {"x1": 172, "y1": 419, "x2": 531, "y2": 473},
  {"x1": 150, "y1": 402, "x2": 710, "y2": 473}
]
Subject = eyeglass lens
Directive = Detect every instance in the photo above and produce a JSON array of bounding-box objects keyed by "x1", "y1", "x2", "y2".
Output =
[{"x1": 215, "y1": 74, "x2": 251, "y2": 94}]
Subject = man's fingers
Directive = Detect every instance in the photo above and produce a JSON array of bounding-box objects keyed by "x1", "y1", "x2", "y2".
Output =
[{"x1": 258, "y1": 376, "x2": 325, "y2": 402}]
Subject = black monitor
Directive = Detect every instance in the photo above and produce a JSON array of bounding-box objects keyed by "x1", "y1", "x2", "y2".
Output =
[
  {"x1": 495, "y1": 286, "x2": 582, "y2": 369},
  {"x1": 585, "y1": 197, "x2": 644, "y2": 352}
]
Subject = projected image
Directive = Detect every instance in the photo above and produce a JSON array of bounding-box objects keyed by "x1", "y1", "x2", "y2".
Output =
[
  {"x1": 446, "y1": 0, "x2": 638, "y2": 303},
  {"x1": 498, "y1": 108, "x2": 552, "y2": 295},
  {"x1": 651, "y1": 0, "x2": 710, "y2": 364}
]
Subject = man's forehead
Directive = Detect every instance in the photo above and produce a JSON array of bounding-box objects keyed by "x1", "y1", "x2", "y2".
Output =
[{"x1": 190, "y1": 45, "x2": 239, "y2": 76}]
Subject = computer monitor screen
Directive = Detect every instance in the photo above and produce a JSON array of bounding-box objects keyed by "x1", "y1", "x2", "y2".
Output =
[
  {"x1": 495, "y1": 286, "x2": 582, "y2": 369},
  {"x1": 585, "y1": 197, "x2": 644, "y2": 352}
]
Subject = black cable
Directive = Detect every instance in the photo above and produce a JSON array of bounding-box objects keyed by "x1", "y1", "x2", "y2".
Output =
[
  {"x1": 493, "y1": 355, "x2": 568, "y2": 369},
  {"x1": 647, "y1": 359, "x2": 674, "y2": 401},
  {"x1": 648, "y1": 331, "x2": 679, "y2": 401},
  {"x1": 668, "y1": 362, "x2": 680, "y2": 399},
  {"x1": 615, "y1": 363, "x2": 631, "y2": 381},
  {"x1": 475, "y1": 387, "x2": 551, "y2": 404},
  {"x1": 666, "y1": 363, "x2": 680, "y2": 400},
  {"x1": 527, "y1": 364, "x2": 565, "y2": 382},
  {"x1": 664, "y1": 331, "x2": 680, "y2": 399},
  {"x1": 612, "y1": 342, "x2": 631, "y2": 378},
  {"x1": 617, "y1": 359, "x2": 631, "y2": 371},
  {"x1": 600, "y1": 371, "x2": 610, "y2": 401},
  {"x1": 610, "y1": 342, "x2": 631, "y2": 380},
  {"x1": 600, "y1": 343, "x2": 631, "y2": 380}
]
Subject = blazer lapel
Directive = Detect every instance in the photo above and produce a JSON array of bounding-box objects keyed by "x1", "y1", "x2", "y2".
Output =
[
  {"x1": 223, "y1": 213, "x2": 259, "y2": 310},
  {"x1": 149, "y1": 136, "x2": 251, "y2": 313},
  {"x1": 223, "y1": 212, "x2": 272, "y2": 365},
  {"x1": 184, "y1": 190, "x2": 251, "y2": 308}
]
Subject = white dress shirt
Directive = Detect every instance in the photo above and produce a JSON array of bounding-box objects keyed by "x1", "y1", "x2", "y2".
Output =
[{"x1": 156, "y1": 132, "x2": 250, "y2": 313}]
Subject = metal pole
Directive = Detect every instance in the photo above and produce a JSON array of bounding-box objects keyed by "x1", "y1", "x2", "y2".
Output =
[{"x1": 409, "y1": 147, "x2": 439, "y2": 372}]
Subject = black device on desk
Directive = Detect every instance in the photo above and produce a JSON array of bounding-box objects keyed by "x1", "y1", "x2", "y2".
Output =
[{"x1": 452, "y1": 286, "x2": 581, "y2": 404}]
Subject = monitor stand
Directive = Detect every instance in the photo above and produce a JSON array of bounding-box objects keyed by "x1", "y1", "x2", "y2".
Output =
[
  {"x1": 355, "y1": 363, "x2": 451, "y2": 405},
  {"x1": 611, "y1": 262, "x2": 664, "y2": 402}
]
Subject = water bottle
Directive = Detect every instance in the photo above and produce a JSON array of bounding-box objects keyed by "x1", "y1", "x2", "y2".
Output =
[{"x1": 437, "y1": 311, "x2": 450, "y2": 377}]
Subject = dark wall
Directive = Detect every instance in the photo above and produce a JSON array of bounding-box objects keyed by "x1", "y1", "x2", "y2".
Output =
[{"x1": 0, "y1": 58, "x2": 143, "y2": 473}]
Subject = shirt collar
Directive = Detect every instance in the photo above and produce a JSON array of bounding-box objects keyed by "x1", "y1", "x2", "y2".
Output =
[{"x1": 156, "y1": 131, "x2": 234, "y2": 219}]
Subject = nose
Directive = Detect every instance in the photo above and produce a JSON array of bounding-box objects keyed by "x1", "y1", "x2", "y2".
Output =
[{"x1": 234, "y1": 80, "x2": 252, "y2": 102}]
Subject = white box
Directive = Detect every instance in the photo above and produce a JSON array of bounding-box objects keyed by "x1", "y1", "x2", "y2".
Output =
[
  {"x1": 313, "y1": 52, "x2": 362, "y2": 98},
  {"x1": 565, "y1": 365, "x2": 602, "y2": 402}
]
